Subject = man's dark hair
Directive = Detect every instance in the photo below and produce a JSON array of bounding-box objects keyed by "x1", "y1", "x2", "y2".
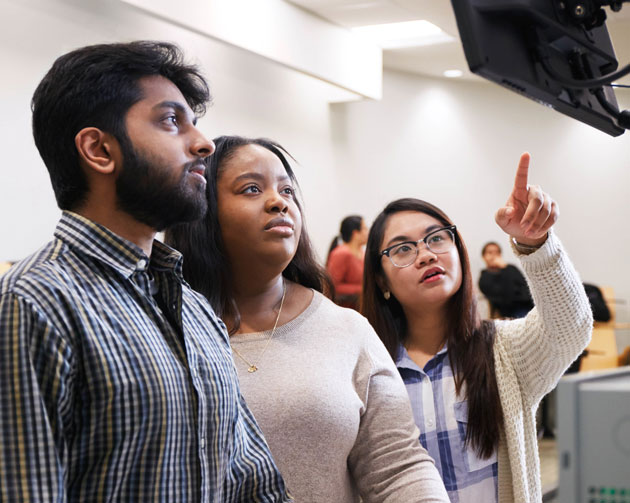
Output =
[{"x1": 31, "y1": 40, "x2": 211, "y2": 210}]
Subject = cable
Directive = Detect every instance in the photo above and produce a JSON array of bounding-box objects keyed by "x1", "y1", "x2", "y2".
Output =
[
  {"x1": 539, "y1": 54, "x2": 630, "y2": 89},
  {"x1": 594, "y1": 88, "x2": 630, "y2": 128},
  {"x1": 594, "y1": 88, "x2": 620, "y2": 115},
  {"x1": 537, "y1": 46, "x2": 630, "y2": 129},
  {"x1": 578, "y1": 51, "x2": 630, "y2": 129}
]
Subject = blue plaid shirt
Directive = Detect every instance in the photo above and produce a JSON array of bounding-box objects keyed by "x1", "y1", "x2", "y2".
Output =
[
  {"x1": 0, "y1": 211, "x2": 290, "y2": 502},
  {"x1": 396, "y1": 345, "x2": 498, "y2": 503}
]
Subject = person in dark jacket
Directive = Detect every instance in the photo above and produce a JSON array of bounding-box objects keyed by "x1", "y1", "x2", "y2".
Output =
[{"x1": 478, "y1": 241, "x2": 533, "y2": 318}]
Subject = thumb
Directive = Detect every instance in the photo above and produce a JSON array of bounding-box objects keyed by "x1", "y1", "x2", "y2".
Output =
[{"x1": 495, "y1": 206, "x2": 515, "y2": 228}]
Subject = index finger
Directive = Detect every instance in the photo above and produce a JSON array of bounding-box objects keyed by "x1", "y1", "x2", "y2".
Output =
[{"x1": 513, "y1": 152, "x2": 530, "y2": 195}]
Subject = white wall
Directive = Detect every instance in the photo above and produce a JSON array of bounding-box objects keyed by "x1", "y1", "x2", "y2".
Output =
[
  {"x1": 330, "y1": 70, "x2": 630, "y2": 309},
  {"x1": 2, "y1": 0, "x2": 630, "y2": 317},
  {"x1": 0, "y1": 0, "x2": 348, "y2": 264},
  {"x1": 121, "y1": 0, "x2": 383, "y2": 99}
]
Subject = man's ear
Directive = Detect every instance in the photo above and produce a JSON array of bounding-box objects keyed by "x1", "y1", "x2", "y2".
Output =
[{"x1": 74, "y1": 127, "x2": 119, "y2": 175}]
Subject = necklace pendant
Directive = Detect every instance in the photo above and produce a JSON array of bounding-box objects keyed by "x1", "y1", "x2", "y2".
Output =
[{"x1": 247, "y1": 365, "x2": 258, "y2": 373}]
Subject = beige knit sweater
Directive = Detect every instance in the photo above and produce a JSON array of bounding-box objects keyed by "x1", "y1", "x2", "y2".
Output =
[
  {"x1": 231, "y1": 291, "x2": 449, "y2": 502},
  {"x1": 493, "y1": 231, "x2": 592, "y2": 502}
]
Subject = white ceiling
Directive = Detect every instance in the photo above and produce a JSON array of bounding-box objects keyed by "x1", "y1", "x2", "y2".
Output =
[{"x1": 287, "y1": 0, "x2": 630, "y2": 85}]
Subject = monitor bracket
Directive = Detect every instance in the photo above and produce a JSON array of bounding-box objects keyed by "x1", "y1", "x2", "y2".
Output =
[{"x1": 562, "y1": 0, "x2": 629, "y2": 29}]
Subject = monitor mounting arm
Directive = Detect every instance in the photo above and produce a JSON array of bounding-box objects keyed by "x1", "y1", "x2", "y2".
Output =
[{"x1": 562, "y1": 0, "x2": 630, "y2": 29}]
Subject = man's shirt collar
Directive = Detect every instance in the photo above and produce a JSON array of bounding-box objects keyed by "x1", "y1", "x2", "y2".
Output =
[{"x1": 55, "y1": 211, "x2": 184, "y2": 279}]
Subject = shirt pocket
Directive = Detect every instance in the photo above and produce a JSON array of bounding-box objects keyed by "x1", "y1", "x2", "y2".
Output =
[{"x1": 454, "y1": 400, "x2": 496, "y2": 472}]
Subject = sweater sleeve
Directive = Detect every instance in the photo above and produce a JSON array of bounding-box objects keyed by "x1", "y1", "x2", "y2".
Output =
[
  {"x1": 494, "y1": 230, "x2": 592, "y2": 404},
  {"x1": 347, "y1": 319, "x2": 449, "y2": 503}
]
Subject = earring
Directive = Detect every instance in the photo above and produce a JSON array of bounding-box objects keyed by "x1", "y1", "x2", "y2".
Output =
[{"x1": 383, "y1": 290, "x2": 391, "y2": 300}]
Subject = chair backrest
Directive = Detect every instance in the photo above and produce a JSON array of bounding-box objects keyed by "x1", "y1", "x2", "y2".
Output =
[
  {"x1": 581, "y1": 285, "x2": 621, "y2": 371},
  {"x1": 584, "y1": 283, "x2": 611, "y2": 323},
  {"x1": 599, "y1": 285, "x2": 616, "y2": 323},
  {"x1": 581, "y1": 327, "x2": 619, "y2": 371}
]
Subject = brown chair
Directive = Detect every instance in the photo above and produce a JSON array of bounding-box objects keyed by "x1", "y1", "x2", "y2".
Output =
[
  {"x1": 580, "y1": 286, "x2": 627, "y2": 371},
  {"x1": 618, "y1": 346, "x2": 630, "y2": 367}
]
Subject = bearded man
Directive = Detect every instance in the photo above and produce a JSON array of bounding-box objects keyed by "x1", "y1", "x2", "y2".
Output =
[{"x1": 0, "y1": 41, "x2": 290, "y2": 503}]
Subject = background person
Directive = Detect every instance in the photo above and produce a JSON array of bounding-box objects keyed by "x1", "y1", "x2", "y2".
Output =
[
  {"x1": 0, "y1": 42, "x2": 289, "y2": 502},
  {"x1": 361, "y1": 153, "x2": 592, "y2": 502},
  {"x1": 166, "y1": 135, "x2": 449, "y2": 503},
  {"x1": 478, "y1": 241, "x2": 533, "y2": 318},
  {"x1": 326, "y1": 215, "x2": 368, "y2": 309}
]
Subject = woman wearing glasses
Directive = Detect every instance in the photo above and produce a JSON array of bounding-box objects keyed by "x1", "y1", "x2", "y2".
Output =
[
  {"x1": 165, "y1": 135, "x2": 449, "y2": 502},
  {"x1": 361, "y1": 153, "x2": 592, "y2": 503}
]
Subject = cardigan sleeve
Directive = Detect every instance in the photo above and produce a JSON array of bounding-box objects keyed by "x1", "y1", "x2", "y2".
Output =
[
  {"x1": 493, "y1": 230, "x2": 592, "y2": 404},
  {"x1": 347, "y1": 319, "x2": 449, "y2": 503}
]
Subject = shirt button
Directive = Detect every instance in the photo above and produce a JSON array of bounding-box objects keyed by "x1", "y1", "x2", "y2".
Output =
[
  {"x1": 190, "y1": 366, "x2": 197, "y2": 378},
  {"x1": 199, "y1": 437, "x2": 206, "y2": 449},
  {"x1": 136, "y1": 259, "x2": 147, "y2": 270},
  {"x1": 427, "y1": 419, "x2": 435, "y2": 427}
]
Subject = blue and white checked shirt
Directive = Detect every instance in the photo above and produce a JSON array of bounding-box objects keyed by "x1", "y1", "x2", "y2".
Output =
[
  {"x1": 396, "y1": 344, "x2": 498, "y2": 503},
  {"x1": 0, "y1": 211, "x2": 290, "y2": 502}
]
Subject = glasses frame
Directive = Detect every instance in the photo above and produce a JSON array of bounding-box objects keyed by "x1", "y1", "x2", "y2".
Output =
[{"x1": 380, "y1": 225, "x2": 457, "y2": 268}]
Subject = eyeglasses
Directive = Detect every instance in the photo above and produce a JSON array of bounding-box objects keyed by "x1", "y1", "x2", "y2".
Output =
[{"x1": 380, "y1": 225, "x2": 457, "y2": 268}]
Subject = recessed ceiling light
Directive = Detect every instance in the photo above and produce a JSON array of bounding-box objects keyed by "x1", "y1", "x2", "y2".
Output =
[
  {"x1": 352, "y1": 20, "x2": 454, "y2": 49},
  {"x1": 443, "y1": 69, "x2": 463, "y2": 78}
]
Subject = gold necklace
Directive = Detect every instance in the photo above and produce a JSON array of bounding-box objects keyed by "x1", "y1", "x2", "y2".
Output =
[{"x1": 231, "y1": 280, "x2": 286, "y2": 373}]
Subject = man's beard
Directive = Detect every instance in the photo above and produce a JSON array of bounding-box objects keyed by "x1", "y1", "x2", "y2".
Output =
[{"x1": 115, "y1": 137, "x2": 208, "y2": 232}]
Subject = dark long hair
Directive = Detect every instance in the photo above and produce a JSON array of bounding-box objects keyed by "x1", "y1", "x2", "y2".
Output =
[
  {"x1": 361, "y1": 198, "x2": 503, "y2": 458},
  {"x1": 326, "y1": 215, "x2": 363, "y2": 263},
  {"x1": 165, "y1": 135, "x2": 333, "y2": 333}
]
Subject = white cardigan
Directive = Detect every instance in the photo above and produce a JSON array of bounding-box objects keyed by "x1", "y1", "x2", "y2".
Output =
[{"x1": 493, "y1": 231, "x2": 592, "y2": 502}]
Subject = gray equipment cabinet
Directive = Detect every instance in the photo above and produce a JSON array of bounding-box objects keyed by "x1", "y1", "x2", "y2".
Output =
[{"x1": 557, "y1": 367, "x2": 630, "y2": 503}]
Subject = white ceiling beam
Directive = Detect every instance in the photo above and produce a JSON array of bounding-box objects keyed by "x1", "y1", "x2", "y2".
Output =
[{"x1": 120, "y1": 0, "x2": 383, "y2": 100}]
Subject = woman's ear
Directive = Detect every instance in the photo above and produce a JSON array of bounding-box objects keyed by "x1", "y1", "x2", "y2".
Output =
[
  {"x1": 74, "y1": 127, "x2": 119, "y2": 175},
  {"x1": 375, "y1": 273, "x2": 389, "y2": 296}
]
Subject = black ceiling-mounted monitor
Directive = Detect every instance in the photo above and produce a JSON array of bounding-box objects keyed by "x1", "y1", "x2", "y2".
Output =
[{"x1": 450, "y1": 0, "x2": 630, "y2": 137}]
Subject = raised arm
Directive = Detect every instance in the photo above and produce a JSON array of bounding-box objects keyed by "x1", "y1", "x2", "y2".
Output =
[
  {"x1": 492, "y1": 153, "x2": 592, "y2": 403},
  {"x1": 494, "y1": 152, "x2": 557, "y2": 249}
]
